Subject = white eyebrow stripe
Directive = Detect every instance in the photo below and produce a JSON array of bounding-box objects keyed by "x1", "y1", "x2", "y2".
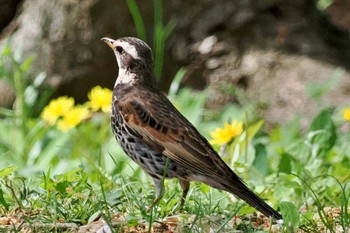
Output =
[{"x1": 117, "y1": 41, "x2": 139, "y2": 59}]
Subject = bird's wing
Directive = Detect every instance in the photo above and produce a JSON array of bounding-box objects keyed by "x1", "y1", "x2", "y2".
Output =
[{"x1": 117, "y1": 91, "x2": 233, "y2": 179}]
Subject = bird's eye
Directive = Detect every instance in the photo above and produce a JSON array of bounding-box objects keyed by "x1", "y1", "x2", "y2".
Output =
[{"x1": 116, "y1": 46, "x2": 124, "y2": 54}]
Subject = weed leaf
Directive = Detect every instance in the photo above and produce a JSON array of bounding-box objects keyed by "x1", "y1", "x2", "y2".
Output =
[{"x1": 280, "y1": 201, "x2": 300, "y2": 230}]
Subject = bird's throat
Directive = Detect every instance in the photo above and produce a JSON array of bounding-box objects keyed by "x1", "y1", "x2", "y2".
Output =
[{"x1": 115, "y1": 69, "x2": 137, "y2": 87}]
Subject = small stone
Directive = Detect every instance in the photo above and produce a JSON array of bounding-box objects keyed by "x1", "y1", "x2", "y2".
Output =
[
  {"x1": 198, "y1": 36, "x2": 218, "y2": 54},
  {"x1": 206, "y1": 58, "x2": 222, "y2": 69}
]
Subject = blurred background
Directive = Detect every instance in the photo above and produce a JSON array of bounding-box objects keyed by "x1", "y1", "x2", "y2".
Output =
[{"x1": 1, "y1": 0, "x2": 349, "y2": 126}]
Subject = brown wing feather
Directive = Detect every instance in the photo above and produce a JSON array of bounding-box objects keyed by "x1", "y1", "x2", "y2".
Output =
[{"x1": 117, "y1": 90, "x2": 234, "y2": 179}]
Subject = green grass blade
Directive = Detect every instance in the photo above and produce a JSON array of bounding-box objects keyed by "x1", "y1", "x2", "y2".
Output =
[
  {"x1": 168, "y1": 67, "x2": 186, "y2": 97},
  {"x1": 126, "y1": 0, "x2": 146, "y2": 41},
  {"x1": 328, "y1": 175, "x2": 349, "y2": 232},
  {"x1": 153, "y1": 0, "x2": 163, "y2": 29},
  {"x1": 293, "y1": 173, "x2": 335, "y2": 233},
  {"x1": 0, "y1": 188, "x2": 10, "y2": 211}
]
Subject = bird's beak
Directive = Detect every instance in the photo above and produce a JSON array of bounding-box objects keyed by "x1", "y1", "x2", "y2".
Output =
[{"x1": 101, "y1": 37, "x2": 115, "y2": 50}]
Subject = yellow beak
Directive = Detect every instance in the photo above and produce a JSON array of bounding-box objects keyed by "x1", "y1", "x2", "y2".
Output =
[{"x1": 101, "y1": 37, "x2": 115, "y2": 49}]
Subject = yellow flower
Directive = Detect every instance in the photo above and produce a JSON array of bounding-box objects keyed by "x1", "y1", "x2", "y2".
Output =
[
  {"x1": 210, "y1": 120, "x2": 243, "y2": 145},
  {"x1": 41, "y1": 96, "x2": 75, "y2": 125},
  {"x1": 343, "y1": 108, "x2": 350, "y2": 122},
  {"x1": 57, "y1": 106, "x2": 90, "y2": 132},
  {"x1": 87, "y1": 86, "x2": 112, "y2": 112}
]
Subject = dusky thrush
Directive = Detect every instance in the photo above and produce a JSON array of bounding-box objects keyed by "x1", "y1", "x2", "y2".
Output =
[{"x1": 102, "y1": 36, "x2": 283, "y2": 222}]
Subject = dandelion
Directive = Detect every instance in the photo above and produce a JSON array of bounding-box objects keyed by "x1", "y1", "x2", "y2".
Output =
[
  {"x1": 41, "y1": 96, "x2": 74, "y2": 125},
  {"x1": 343, "y1": 107, "x2": 350, "y2": 122},
  {"x1": 57, "y1": 106, "x2": 90, "y2": 132},
  {"x1": 210, "y1": 120, "x2": 243, "y2": 145},
  {"x1": 87, "y1": 86, "x2": 112, "y2": 112}
]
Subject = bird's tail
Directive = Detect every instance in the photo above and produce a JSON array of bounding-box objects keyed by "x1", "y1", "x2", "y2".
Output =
[{"x1": 225, "y1": 180, "x2": 283, "y2": 222}]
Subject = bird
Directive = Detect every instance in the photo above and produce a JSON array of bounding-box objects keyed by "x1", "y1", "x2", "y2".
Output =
[{"x1": 101, "y1": 36, "x2": 283, "y2": 222}]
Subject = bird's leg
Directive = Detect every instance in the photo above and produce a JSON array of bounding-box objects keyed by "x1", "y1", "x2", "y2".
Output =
[
  {"x1": 148, "y1": 178, "x2": 165, "y2": 211},
  {"x1": 178, "y1": 179, "x2": 190, "y2": 207}
]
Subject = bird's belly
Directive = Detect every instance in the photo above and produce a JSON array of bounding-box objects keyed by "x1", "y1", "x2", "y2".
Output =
[{"x1": 111, "y1": 117, "x2": 187, "y2": 179}]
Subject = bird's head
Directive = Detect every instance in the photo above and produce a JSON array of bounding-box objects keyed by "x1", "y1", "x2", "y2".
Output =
[{"x1": 102, "y1": 37, "x2": 155, "y2": 86}]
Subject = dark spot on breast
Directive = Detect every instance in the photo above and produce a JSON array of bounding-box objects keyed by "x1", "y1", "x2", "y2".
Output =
[
  {"x1": 141, "y1": 151, "x2": 150, "y2": 159},
  {"x1": 131, "y1": 100, "x2": 142, "y2": 113},
  {"x1": 161, "y1": 127, "x2": 168, "y2": 134},
  {"x1": 148, "y1": 116, "x2": 156, "y2": 128},
  {"x1": 169, "y1": 164, "x2": 177, "y2": 172},
  {"x1": 128, "y1": 137, "x2": 135, "y2": 143},
  {"x1": 154, "y1": 123, "x2": 162, "y2": 131},
  {"x1": 156, "y1": 157, "x2": 163, "y2": 163},
  {"x1": 138, "y1": 157, "x2": 144, "y2": 164},
  {"x1": 171, "y1": 128, "x2": 178, "y2": 134},
  {"x1": 140, "y1": 111, "x2": 147, "y2": 121}
]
